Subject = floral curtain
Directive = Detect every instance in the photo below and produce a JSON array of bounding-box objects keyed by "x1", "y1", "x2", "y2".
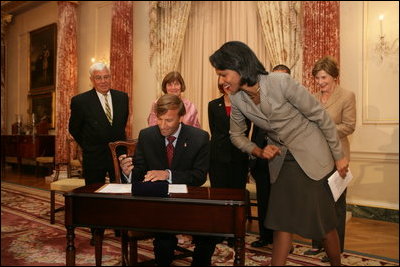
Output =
[
  {"x1": 257, "y1": 1, "x2": 303, "y2": 81},
  {"x1": 149, "y1": 1, "x2": 191, "y2": 88},
  {"x1": 1, "y1": 15, "x2": 13, "y2": 134},
  {"x1": 179, "y1": 1, "x2": 270, "y2": 131},
  {"x1": 302, "y1": 1, "x2": 340, "y2": 93},
  {"x1": 110, "y1": 1, "x2": 133, "y2": 138},
  {"x1": 55, "y1": 1, "x2": 78, "y2": 165}
]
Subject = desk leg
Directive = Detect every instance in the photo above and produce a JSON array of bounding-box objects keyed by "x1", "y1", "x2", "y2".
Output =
[
  {"x1": 66, "y1": 226, "x2": 76, "y2": 266},
  {"x1": 94, "y1": 229, "x2": 104, "y2": 266},
  {"x1": 233, "y1": 236, "x2": 245, "y2": 266},
  {"x1": 121, "y1": 231, "x2": 128, "y2": 266}
]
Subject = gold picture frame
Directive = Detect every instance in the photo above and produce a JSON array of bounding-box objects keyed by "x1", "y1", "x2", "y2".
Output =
[
  {"x1": 29, "y1": 23, "x2": 57, "y2": 95},
  {"x1": 30, "y1": 92, "x2": 55, "y2": 129}
]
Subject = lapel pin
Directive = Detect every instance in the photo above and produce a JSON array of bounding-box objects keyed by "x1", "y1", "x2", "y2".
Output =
[{"x1": 184, "y1": 143, "x2": 187, "y2": 147}]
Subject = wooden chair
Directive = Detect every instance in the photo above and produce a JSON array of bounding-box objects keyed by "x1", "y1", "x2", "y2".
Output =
[
  {"x1": 35, "y1": 136, "x2": 56, "y2": 177},
  {"x1": 246, "y1": 182, "x2": 258, "y2": 221},
  {"x1": 35, "y1": 156, "x2": 54, "y2": 177},
  {"x1": 66, "y1": 138, "x2": 83, "y2": 178},
  {"x1": 49, "y1": 139, "x2": 85, "y2": 224},
  {"x1": 109, "y1": 140, "x2": 137, "y2": 184},
  {"x1": 109, "y1": 140, "x2": 153, "y2": 265},
  {"x1": 108, "y1": 140, "x2": 193, "y2": 265}
]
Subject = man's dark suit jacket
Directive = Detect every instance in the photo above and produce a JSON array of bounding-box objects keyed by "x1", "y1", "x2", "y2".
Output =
[
  {"x1": 131, "y1": 123, "x2": 209, "y2": 187},
  {"x1": 69, "y1": 88, "x2": 129, "y2": 182}
]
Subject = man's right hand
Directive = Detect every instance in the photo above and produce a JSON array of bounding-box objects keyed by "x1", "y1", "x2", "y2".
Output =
[{"x1": 119, "y1": 154, "x2": 134, "y2": 176}]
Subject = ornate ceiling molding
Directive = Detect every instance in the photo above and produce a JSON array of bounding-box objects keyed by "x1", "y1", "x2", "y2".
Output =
[{"x1": 1, "y1": 1, "x2": 47, "y2": 16}]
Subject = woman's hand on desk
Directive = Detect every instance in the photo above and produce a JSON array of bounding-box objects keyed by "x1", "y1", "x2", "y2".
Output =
[{"x1": 119, "y1": 154, "x2": 134, "y2": 176}]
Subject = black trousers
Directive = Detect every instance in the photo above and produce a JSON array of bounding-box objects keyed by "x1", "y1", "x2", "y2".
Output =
[
  {"x1": 249, "y1": 127, "x2": 274, "y2": 243},
  {"x1": 84, "y1": 166, "x2": 116, "y2": 238},
  {"x1": 250, "y1": 156, "x2": 274, "y2": 243},
  {"x1": 83, "y1": 166, "x2": 115, "y2": 185},
  {"x1": 153, "y1": 234, "x2": 218, "y2": 266}
]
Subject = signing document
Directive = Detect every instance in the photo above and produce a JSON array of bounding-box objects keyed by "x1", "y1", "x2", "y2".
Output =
[
  {"x1": 96, "y1": 184, "x2": 131, "y2": 193},
  {"x1": 328, "y1": 169, "x2": 353, "y2": 202}
]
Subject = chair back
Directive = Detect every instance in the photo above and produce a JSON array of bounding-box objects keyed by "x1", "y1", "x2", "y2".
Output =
[
  {"x1": 108, "y1": 140, "x2": 138, "y2": 184},
  {"x1": 67, "y1": 138, "x2": 82, "y2": 178}
]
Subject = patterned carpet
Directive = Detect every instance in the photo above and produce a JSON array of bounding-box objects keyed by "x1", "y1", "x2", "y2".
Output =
[{"x1": 1, "y1": 181, "x2": 398, "y2": 266}]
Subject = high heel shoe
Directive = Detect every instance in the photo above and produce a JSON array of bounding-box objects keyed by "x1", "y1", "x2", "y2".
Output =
[
  {"x1": 250, "y1": 239, "x2": 270, "y2": 248},
  {"x1": 303, "y1": 247, "x2": 324, "y2": 255},
  {"x1": 321, "y1": 255, "x2": 330, "y2": 262}
]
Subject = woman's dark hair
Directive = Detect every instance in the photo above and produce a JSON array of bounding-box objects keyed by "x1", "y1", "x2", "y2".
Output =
[
  {"x1": 272, "y1": 64, "x2": 291, "y2": 74},
  {"x1": 209, "y1": 41, "x2": 268, "y2": 86},
  {"x1": 161, "y1": 71, "x2": 186, "y2": 93}
]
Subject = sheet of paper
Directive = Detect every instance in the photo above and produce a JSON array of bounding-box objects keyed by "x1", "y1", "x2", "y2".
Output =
[
  {"x1": 168, "y1": 184, "x2": 188, "y2": 193},
  {"x1": 328, "y1": 169, "x2": 353, "y2": 202},
  {"x1": 96, "y1": 183, "x2": 131, "y2": 193}
]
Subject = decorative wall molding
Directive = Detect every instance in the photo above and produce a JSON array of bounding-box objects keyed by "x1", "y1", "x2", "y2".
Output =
[
  {"x1": 362, "y1": 2, "x2": 399, "y2": 125},
  {"x1": 347, "y1": 200, "x2": 399, "y2": 212},
  {"x1": 1, "y1": 1, "x2": 45, "y2": 16},
  {"x1": 347, "y1": 204, "x2": 399, "y2": 221},
  {"x1": 350, "y1": 151, "x2": 399, "y2": 164},
  {"x1": 348, "y1": 149, "x2": 398, "y2": 211},
  {"x1": 351, "y1": 150, "x2": 399, "y2": 162}
]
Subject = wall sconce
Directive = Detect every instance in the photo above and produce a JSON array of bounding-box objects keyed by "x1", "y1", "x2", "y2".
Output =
[
  {"x1": 90, "y1": 57, "x2": 109, "y2": 66},
  {"x1": 375, "y1": 14, "x2": 399, "y2": 62}
]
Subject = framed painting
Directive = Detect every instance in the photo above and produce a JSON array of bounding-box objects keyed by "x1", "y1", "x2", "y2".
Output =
[
  {"x1": 30, "y1": 92, "x2": 55, "y2": 129},
  {"x1": 29, "y1": 23, "x2": 57, "y2": 95}
]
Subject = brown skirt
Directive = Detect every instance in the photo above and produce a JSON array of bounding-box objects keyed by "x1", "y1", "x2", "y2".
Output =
[{"x1": 264, "y1": 151, "x2": 337, "y2": 240}]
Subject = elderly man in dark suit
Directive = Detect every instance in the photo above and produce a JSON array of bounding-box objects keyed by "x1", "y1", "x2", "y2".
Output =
[
  {"x1": 69, "y1": 62, "x2": 129, "y2": 185},
  {"x1": 69, "y1": 62, "x2": 129, "y2": 244},
  {"x1": 120, "y1": 94, "x2": 215, "y2": 266}
]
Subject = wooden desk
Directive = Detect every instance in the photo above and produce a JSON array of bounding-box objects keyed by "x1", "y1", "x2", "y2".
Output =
[
  {"x1": 1, "y1": 134, "x2": 55, "y2": 168},
  {"x1": 65, "y1": 184, "x2": 247, "y2": 266}
]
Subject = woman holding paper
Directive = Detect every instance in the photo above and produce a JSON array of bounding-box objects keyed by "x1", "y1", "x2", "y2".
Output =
[
  {"x1": 209, "y1": 41, "x2": 349, "y2": 266},
  {"x1": 304, "y1": 56, "x2": 356, "y2": 261}
]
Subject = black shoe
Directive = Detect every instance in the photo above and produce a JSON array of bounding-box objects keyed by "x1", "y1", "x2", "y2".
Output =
[
  {"x1": 114, "y1": 229, "x2": 121, "y2": 237},
  {"x1": 321, "y1": 255, "x2": 330, "y2": 263},
  {"x1": 303, "y1": 247, "x2": 324, "y2": 255},
  {"x1": 227, "y1": 238, "x2": 235, "y2": 248},
  {"x1": 251, "y1": 239, "x2": 269, "y2": 248}
]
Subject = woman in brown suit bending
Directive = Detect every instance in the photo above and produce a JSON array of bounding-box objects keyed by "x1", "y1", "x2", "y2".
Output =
[{"x1": 305, "y1": 56, "x2": 356, "y2": 262}]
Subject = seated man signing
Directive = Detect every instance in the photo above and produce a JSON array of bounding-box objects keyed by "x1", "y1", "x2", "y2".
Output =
[{"x1": 119, "y1": 94, "x2": 215, "y2": 266}]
